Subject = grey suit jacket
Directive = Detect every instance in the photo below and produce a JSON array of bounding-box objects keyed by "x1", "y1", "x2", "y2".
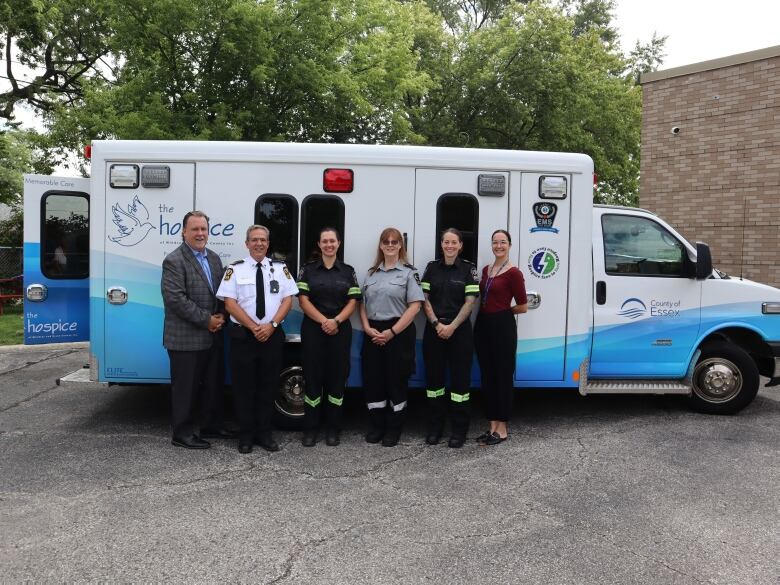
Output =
[{"x1": 161, "y1": 243, "x2": 225, "y2": 351}]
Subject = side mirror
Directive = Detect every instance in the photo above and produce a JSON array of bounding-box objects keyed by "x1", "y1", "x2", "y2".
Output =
[{"x1": 695, "y1": 242, "x2": 713, "y2": 280}]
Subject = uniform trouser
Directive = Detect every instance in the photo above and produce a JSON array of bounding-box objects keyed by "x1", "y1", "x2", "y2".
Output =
[
  {"x1": 301, "y1": 316, "x2": 352, "y2": 431},
  {"x1": 362, "y1": 319, "x2": 416, "y2": 432},
  {"x1": 168, "y1": 339, "x2": 222, "y2": 438},
  {"x1": 474, "y1": 310, "x2": 516, "y2": 422},
  {"x1": 422, "y1": 321, "x2": 473, "y2": 439},
  {"x1": 230, "y1": 326, "x2": 283, "y2": 442}
]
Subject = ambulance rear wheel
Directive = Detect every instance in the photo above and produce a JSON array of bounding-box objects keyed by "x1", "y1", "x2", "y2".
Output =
[
  {"x1": 274, "y1": 366, "x2": 306, "y2": 429},
  {"x1": 690, "y1": 342, "x2": 759, "y2": 414}
]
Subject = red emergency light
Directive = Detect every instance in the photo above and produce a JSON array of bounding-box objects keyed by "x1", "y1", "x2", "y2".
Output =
[{"x1": 323, "y1": 168, "x2": 353, "y2": 193}]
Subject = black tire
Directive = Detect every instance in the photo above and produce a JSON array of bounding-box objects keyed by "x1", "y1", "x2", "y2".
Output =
[
  {"x1": 273, "y1": 366, "x2": 306, "y2": 430},
  {"x1": 690, "y1": 342, "x2": 759, "y2": 414}
]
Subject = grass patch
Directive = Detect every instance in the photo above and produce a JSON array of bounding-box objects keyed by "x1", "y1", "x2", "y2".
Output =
[{"x1": 0, "y1": 302, "x2": 24, "y2": 345}]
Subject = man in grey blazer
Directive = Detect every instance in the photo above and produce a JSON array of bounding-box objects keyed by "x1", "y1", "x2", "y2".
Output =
[{"x1": 161, "y1": 211, "x2": 227, "y2": 449}]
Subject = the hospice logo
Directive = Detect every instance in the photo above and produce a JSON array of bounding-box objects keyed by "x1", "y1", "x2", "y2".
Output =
[
  {"x1": 530, "y1": 202, "x2": 559, "y2": 233},
  {"x1": 617, "y1": 298, "x2": 647, "y2": 319},
  {"x1": 108, "y1": 195, "x2": 156, "y2": 247},
  {"x1": 528, "y1": 247, "x2": 560, "y2": 278}
]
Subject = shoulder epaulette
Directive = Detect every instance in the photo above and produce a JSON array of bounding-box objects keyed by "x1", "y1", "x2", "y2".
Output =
[
  {"x1": 230, "y1": 259, "x2": 244, "y2": 265},
  {"x1": 461, "y1": 258, "x2": 475, "y2": 265},
  {"x1": 403, "y1": 263, "x2": 417, "y2": 271}
]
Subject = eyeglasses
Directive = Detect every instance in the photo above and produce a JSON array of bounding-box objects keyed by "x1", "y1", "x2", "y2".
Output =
[{"x1": 382, "y1": 239, "x2": 400, "y2": 246}]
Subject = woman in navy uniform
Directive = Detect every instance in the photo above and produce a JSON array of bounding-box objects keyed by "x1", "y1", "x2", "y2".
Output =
[
  {"x1": 297, "y1": 227, "x2": 361, "y2": 447},
  {"x1": 360, "y1": 227, "x2": 425, "y2": 447},
  {"x1": 474, "y1": 229, "x2": 528, "y2": 446},
  {"x1": 421, "y1": 228, "x2": 480, "y2": 448}
]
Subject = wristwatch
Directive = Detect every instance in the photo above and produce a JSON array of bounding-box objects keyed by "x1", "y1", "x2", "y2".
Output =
[
  {"x1": 334, "y1": 317, "x2": 341, "y2": 325},
  {"x1": 271, "y1": 320, "x2": 279, "y2": 329},
  {"x1": 431, "y1": 319, "x2": 440, "y2": 327}
]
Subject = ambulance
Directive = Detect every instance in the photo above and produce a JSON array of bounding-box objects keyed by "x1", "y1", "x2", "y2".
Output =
[{"x1": 23, "y1": 141, "x2": 780, "y2": 421}]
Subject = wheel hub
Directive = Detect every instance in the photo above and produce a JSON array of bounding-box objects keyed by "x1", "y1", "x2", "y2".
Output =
[{"x1": 693, "y1": 358, "x2": 742, "y2": 403}]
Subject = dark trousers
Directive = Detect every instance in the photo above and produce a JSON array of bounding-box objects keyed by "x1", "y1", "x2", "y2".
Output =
[
  {"x1": 362, "y1": 319, "x2": 416, "y2": 432},
  {"x1": 302, "y1": 316, "x2": 352, "y2": 431},
  {"x1": 230, "y1": 325, "x2": 283, "y2": 442},
  {"x1": 422, "y1": 321, "x2": 473, "y2": 439},
  {"x1": 168, "y1": 339, "x2": 223, "y2": 438},
  {"x1": 474, "y1": 310, "x2": 517, "y2": 422}
]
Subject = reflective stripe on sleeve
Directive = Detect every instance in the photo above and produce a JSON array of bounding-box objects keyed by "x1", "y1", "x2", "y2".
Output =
[
  {"x1": 304, "y1": 395, "x2": 321, "y2": 407},
  {"x1": 464, "y1": 284, "x2": 480, "y2": 295},
  {"x1": 327, "y1": 394, "x2": 343, "y2": 406},
  {"x1": 450, "y1": 392, "x2": 470, "y2": 403},
  {"x1": 391, "y1": 401, "x2": 407, "y2": 412},
  {"x1": 426, "y1": 388, "x2": 445, "y2": 398},
  {"x1": 297, "y1": 281, "x2": 310, "y2": 292},
  {"x1": 367, "y1": 400, "x2": 387, "y2": 410},
  {"x1": 347, "y1": 287, "x2": 361, "y2": 297},
  {"x1": 421, "y1": 281, "x2": 431, "y2": 292}
]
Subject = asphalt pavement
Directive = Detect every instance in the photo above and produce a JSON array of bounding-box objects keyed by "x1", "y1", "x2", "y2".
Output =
[{"x1": 0, "y1": 344, "x2": 778, "y2": 584}]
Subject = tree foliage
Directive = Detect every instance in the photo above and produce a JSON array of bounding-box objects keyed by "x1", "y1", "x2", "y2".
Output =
[{"x1": 1, "y1": 0, "x2": 665, "y2": 205}]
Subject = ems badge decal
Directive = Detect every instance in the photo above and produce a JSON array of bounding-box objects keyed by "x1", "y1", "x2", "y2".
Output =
[
  {"x1": 528, "y1": 247, "x2": 560, "y2": 279},
  {"x1": 530, "y1": 202, "x2": 559, "y2": 233}
]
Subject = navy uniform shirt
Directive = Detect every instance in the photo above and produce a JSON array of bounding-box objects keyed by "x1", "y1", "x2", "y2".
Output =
[
  {"x1": 421, "y1": 257, "x2": 480, "y2": 321},
  {"x1": 362, "y1": 262, "x2": 425, "y2": 321},
  {"x1": 216, "y1": 256, "x2": 298, "y2": 325},
  {"x1": 297, "y1": 259, "x2": 362, "y2": 318}
]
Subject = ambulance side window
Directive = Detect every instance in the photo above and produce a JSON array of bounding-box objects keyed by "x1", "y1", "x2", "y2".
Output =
[
  {"x1": 41, "y1": 192, "x2": 89, "y2": 280},
  {"x1": 602, "y1": 214, "x2": 686, "y2": 277},
  {"x1": 256, "y1": 194, "x2": 299, "y2": 277},
  {"x1": 301, "y1": 195, "x2": 345, "y2": 265},
  {"x1": 436, "y1": 193, "x2": 478, "y2": 263}
]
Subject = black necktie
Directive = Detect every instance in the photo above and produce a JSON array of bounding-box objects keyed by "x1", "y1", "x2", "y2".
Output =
[{"x1": 256, "y1": 263, "x2": 265, "y2": 320}]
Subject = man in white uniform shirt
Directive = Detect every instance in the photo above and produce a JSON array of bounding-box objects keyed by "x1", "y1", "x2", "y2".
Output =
[{"x1": 216, "y1": 225, "x2": 298, "y2": 453}]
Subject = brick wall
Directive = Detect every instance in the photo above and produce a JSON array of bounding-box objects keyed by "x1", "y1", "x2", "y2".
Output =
[{"x1": 640, "y1": 55, "x2": 780, "y2": 286}]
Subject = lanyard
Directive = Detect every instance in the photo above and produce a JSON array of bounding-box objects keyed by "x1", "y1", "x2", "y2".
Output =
[{"x1": 481, "y1": 260, "x2": 508, "y2": 307}]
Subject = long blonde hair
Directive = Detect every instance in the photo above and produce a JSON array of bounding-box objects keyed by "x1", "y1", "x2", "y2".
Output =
[{"x1": 369, "y1": 227, "x2": 408, "y2": 274}]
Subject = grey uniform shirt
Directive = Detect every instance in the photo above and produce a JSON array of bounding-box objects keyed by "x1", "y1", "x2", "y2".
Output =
[
  {"x1": 216, "y1": 256, "x2": 298, "y2": 325},
  {"x1": 362, "y1": 262, "x2": 425, "y2": 321}
]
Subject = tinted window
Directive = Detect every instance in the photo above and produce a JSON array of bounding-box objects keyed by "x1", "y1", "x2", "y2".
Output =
[
  {"x1": 436, "y1": 193, "x2": 478, "y2": 263},
  {"x1": 301, "y1": 196, "x2": 345, "y2": 265},
  {"x1": 255, "y1": 194, "x2": 299, "y2": 276},
  {"x1": 41, "y1": 192, "x2": 89, "y2": 279},
  {"x1": 602, "y1": 214, "x2": 686, "y2": 277}
]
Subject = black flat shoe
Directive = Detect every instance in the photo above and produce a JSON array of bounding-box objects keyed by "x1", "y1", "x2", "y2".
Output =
[
  {"x1": 172, "y1": 435, "x2": 210, "y2": 449},
  {"x1": 425, "y1": 431, "x2": 442, "y2": 445},
  {"x1": 475, "y1": 430, "x2": 492, "y2": 443},
  {"x1": 301, "y1": 431, "x2": 317, "y2": 447},
  {"x1": 238, "y1": 442, "x2": 253, "y2": 454},
  {"x1": 448, "y1": 436, "x2": 465, "y2": 449},
  {"x1": 325, "y1": 429, "x2": 340, "y2": 447},
  {"x1": 365, "y1": 429, "x2": 384, "y2": 444},
  {"x1": 481, "y1": 432, "x2": 507, "y2": 446},
  {"x1": 382, "y1": 430, "x2": 401, "y2": 447},
  {"x1": 255, "y1": 435, "x2": 280, "y2": 452}
]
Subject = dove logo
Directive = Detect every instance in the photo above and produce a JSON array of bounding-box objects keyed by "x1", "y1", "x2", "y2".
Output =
[{"x1": 108, "y1": 195, "x2": 157, "y2": 247}]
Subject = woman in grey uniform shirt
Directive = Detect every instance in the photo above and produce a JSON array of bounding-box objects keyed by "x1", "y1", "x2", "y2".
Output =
[{"x1": 360, "y1": 227, "x2": 425, "y2": 447}]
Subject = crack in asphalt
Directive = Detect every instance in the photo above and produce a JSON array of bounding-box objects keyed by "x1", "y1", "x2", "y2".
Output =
[
  {"x1": 0, "y1": 384, "x2": 61, "y2": 414},
  {"x1": 0, "y1": 349, "x2": 81, "y2": 378}
]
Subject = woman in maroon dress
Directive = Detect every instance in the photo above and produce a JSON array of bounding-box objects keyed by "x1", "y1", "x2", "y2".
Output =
[{"x1": 474, "y1": 229, "x2": 528, "y2": 445}]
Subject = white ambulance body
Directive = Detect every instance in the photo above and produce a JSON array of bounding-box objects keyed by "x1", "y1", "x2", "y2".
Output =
[{"x1": 23, "y1": 141, "x2": 780, "y2": 420}]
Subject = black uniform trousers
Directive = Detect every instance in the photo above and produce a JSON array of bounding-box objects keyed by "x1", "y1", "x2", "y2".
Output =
[
  {"x1": 422, "y1": 321, "x2": 473, "y2": 439},
  {"x1": 301, "y1": 316, "x2": 352, "y2": 431},
  {"x1": 230, "y1": 325, "x2": 283, "y2": 442},
  {"x1": 362, "y1": 319, "x2": 416, "y2": 432},
  {"x1": 168, "y1": 335, "x2": 223, "y2": 439},
  {"x1": 474, "y1": 309, "x2": 517, "y2": 422}
]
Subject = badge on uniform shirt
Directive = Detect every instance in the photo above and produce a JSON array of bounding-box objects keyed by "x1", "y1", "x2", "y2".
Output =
[
  {"x1": 283, "y1": 266, "x2": 292, "y2": 280},
  {"x1": 470, "y1": 265, "x2": 479, "y2": 281},
  {"x1": 413, "y1": 272, "x2": 421, "y2": 285},
  {"x1": 223, "y1": 267, "x2": 234, "y2": 281}
]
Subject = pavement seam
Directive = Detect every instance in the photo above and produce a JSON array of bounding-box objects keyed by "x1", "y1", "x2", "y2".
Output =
[{"x1": 0, "y1": 384, "x2": 62, "y2": 414}]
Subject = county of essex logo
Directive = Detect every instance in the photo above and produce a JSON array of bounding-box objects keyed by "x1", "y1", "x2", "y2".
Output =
[{"x1": 528, "y1": 247, "x2": 560, "y2": 278}]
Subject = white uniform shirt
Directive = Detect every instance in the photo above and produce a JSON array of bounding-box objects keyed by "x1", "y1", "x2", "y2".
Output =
[{"x1": 216, "y1": 256, "x2": 298, "y2": 325}]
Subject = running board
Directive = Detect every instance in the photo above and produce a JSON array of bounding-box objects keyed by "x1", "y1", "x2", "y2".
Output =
[{"x1": 580, "y1": 379, "x2": 691, "y2": 396}]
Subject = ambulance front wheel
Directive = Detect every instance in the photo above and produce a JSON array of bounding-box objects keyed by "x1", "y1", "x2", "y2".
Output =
[
  {"x1": 690, "y1": 342, "x2": 759, "y2": 414},
  {"x1": 274, "y1": 366, "x2": 306, "y2": 429}
]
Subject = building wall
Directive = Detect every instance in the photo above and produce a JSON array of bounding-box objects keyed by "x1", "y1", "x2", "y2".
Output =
[{"x1": 640, "y1": 53, "x2": 780, "y2": 287}]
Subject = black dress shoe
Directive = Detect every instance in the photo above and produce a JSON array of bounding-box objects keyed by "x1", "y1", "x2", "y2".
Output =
[
  {"x1": 425, "y1": 431, "x2": 442, "y2": 445},
  {"x1": 172, "y1": 435, "x2": 210, "y2": 449},
  {"x1": 200, "y1": 428, "x2": 236, "y2": 439},
  {"x1": 481, "y1": 432, "x2": 507, "y2": 446},
  {"x1": 325, "y1": 429, "x2": 340, "y2": 446},
  {"x1": 382, "y1": 430, "x2": 401, "y2": 447},
  {"x1": 475, "y1": 429, "x2": 492, "y2": 443},
  {"x1": 448, "y1": 436, "x2": 465, "y2": 449},
  {"x1": 301, "y1": 431, "x2": 317, "y2": 447},
  {"x1": 238, "y1": 442, "x2": 253, "y2": 454},
  {"x1": 365, "y1": 429, "x2": 384, "y2": 444},
  {"x1": 255, "y1": 435, "x2": 280, "y2": 452}
]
